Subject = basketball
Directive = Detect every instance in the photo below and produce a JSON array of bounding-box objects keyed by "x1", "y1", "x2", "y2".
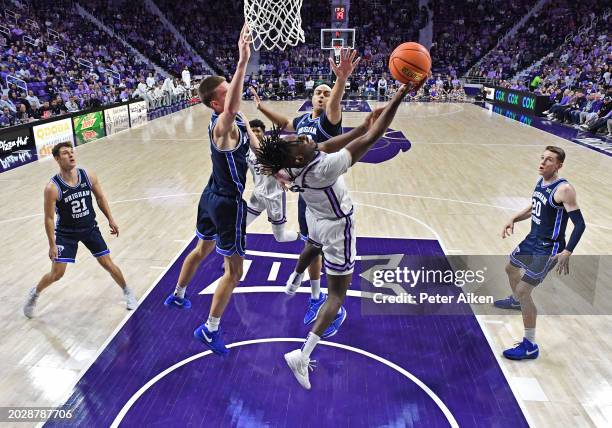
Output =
[{"x1": 388, "y1": 42, "x2": 431, "y2": 84}]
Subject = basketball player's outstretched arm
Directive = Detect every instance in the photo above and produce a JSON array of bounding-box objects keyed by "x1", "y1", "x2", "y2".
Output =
[
  {"x1": 43, "y1": 182, "x2": 59, "y2": 261},
  {"x1": 319, "y1": 107, "x2": 384, "y2": 154},
  {"x1": 345, "y1": 83, "x2": 413, "y2": 165},
  {"x1": 251, "y1": 87, "x2": 293, "y2": 131},
  {"x1": 552, "y1": 183, "x2": 585, "y2": 274},
  {"x1": 327, "y1": 48, "x2": 361, "y2": 125},
  {"x1": 89, "y1": 171, "x2": 119, "y2": 237},
  {"x1": 501, "y1": 205, "x2": 532, "y2": 239},
  {"x1": 215, "y1": 24, "x2": 252, "y2": 140},
  {"x1": 239, "y1": 111, "x2": 260, "y2": 151}
]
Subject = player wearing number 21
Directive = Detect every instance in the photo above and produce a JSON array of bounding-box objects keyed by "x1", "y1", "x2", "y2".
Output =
[{"x1": 23, "y1": 142, "x2": 137, "y2": 318}]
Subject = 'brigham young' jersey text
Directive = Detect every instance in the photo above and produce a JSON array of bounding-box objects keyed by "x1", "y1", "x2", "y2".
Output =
[{"x1": 51, "y1": 168, "x2": 97, "y2": 232}]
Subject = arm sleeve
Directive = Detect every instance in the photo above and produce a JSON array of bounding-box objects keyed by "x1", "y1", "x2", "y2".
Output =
[{"x1": 566, "y1": 209, "x2": 585, "y2": 252}]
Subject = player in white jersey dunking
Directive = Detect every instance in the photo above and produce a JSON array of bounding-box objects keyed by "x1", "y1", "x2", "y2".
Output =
[
  {"x1": 23, "y1": 142, "x2": 137, "y2": 318},
  {"x1": 255, "y1": 82, "x2": 418, "y2": 389},
  {"x1": 246, "y1": 119, "x2": 299, "y2": 242},
  {"x1": 495, "y1": 146, "x2": 586, "y2": 360}
]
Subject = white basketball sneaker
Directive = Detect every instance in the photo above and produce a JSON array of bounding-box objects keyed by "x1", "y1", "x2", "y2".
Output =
[
  {"x1": 285, "y1": 272, "x2": 304, "y2": 295},
  {"x1": 284, "y1": 349, "x2": 315, "y2": 390},
  {"x1": 23, "y1": 287, "x2": 39, "y2": 319},
  {"x1": 124, "y1": 288, "x2": 138, "y2": 310}
]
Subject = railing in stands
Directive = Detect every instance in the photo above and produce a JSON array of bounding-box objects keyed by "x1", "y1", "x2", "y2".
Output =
[
  {"x1": 6, "y1": 75, "x2": 28, "y2": 94},
  {"x1": 47, "y1": 45, "x2": 66, "y2": 60},
  {"x1": 4, "y1": 9, "x2": 17, "y2": 23},
  {"x1": 103, "y1": 68, "x2": 121, "y2": 82},
  {"x1": 47, "y1": 28, "x2": 60, "y2": 40},
  {"x1": 76, "y1": 58, "x2": 93, "y2": 70},
  {"x1": 22, "y1": 34, "x2": 36, "y2": 47},
  {"x1": 0, "y1": 24, "x2": 9, "y2": 37}
]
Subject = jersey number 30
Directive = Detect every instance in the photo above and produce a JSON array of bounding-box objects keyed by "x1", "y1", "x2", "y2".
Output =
[{"x1": 71, "y1": 198, "x2": 87, "y2": 214}]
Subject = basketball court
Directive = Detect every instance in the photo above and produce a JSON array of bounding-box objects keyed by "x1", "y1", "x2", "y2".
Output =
[{"x1": 2, "y1": 99, "x2": 611, "y2": 427}]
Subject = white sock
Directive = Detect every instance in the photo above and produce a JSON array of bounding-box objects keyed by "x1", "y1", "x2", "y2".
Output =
[
  {"x1": 246, "y1": 211, "x2": 259, "y2": 228},
  {"x1": 174, "y1": 284, "x2": 186, "y2": 299},
  {"x1": 512, "y1": 293, "x2": 519, "y2": 301},
  {"x1": 310, "y1": 279, "x2": 321, "y2": 300},
  {"x1": 30, "y1": 287, "x2": 39, "y2": 297},
  {"x1": 524, "y1": 328, "x2": 536, "y2": 343},
  {"x1": 272, "y1": 224, "x2": 299, "y2": 242},
  {"x1": 123, "y1": 286, "x2": 132, "y2": 295},
  {"x1": 301, "y1": 332, "x2": 320, "y2": 358},
  {"x1": 205, "y1": 316, "x2": 221, "y2": 332},
  {"x1": 289, "y1": 270, "x2": 304, "y2": 284}
]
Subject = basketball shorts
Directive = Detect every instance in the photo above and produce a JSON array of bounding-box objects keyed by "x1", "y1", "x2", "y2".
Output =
[
  {"x1": 196, "y1": 189, "x2": 247, "y2": 257},
  {"x1": 247, "y1": 190, "x2": 287, "y2": 225},
  {"x1": 298, "y1": 194, "x2": 308, "y2": 240},
  {"x1": 54, "y1": 226, "x2": 109, "y2": 263},
  {"x1": 509, "y1": 235, "x2": 565, "y2": 286},
  {"x1": 306, "y1": 209, "x2": 356, "y2": 275}
]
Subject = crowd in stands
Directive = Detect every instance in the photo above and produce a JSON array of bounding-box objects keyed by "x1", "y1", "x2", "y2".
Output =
[
  {"x1": 0, "y1": 0, "x2": 608, "y2": 135},
  {"x1": 431, "y1": 0, "x2": 530, "y2": 76},
  {"x1": 469, "y1": 0, "x2": 603, "y2": 81},
  {"x1": 241, "y1": 71, "x2": 466, "y2": 102},
  {"x1": 0, "y1": 0, "x2": 196, "y2": 128},
  {"x1": 494, "y1": 8, "x2": 611, "y2": 136},
  {"x1": 80, "y1": 0, "x2": 209, "y2": 77},
  {"x1": 155, "y1": 0, "x2": 244, "y2": 75}
]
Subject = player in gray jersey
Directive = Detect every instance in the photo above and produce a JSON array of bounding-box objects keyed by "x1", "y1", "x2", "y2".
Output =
[
  {"x1": 255, "y1": 82, "x2": 419, "y2": 389},
  {"x1": 246, "y1": 119, "x2": 298, "y2": 242}
]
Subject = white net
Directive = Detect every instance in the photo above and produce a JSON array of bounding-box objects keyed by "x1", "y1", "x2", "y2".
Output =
[{"x1": 243, "y1": 0, "x2": 305, "y2": 51}]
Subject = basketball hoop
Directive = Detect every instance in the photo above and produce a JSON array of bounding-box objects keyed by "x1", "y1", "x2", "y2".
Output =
[
  {"x1": 243, "y1": 0, "x2": 305, "y2": 51},
  {"x1": 333, "y1": 44, "x2": 342, "y2": 64}
]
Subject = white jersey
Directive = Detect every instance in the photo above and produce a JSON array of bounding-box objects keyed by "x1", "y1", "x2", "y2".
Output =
[
  {"x1": 248, "y1": 148, "x2": 283, "y2": 199},
  {"x1": 289, "y1": 149, "x2": 353, "y2": 220}
]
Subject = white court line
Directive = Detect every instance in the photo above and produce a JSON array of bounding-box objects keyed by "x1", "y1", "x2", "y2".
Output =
[
  {"x1": 38, "y1": 237, "x2": 195, "y2": 427},
  {"x1": 473, "y1": 314, "x2": 536, "y2": 426},
  {"x1": 201, "y1": 285, "x2": 371, "y2": 299},
  {"x1": 109, "y1": 338, "x2": 459, "y2": 428},
  {"x1": 354, "y1": 202, "x2": 448, "y2": 253},
  {"x1": 267, "y1": 261, "x2": 281, "y2": 281},
  {"x1": 3, "y1": 191, "x2": 612, "y2": 231}
]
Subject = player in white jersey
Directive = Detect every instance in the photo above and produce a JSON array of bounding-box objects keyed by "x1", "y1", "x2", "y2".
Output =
[
  {"x1": 255, "y1": 82, "x2": 419, "y2": 389},
  {"x1": 246, "y1": 119, "x2": 299, "y2": 242}
]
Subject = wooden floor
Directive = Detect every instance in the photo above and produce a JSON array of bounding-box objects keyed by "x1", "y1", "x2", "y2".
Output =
[{"x1": 1, "y1": 101, "x2": 611, "y2": 427}]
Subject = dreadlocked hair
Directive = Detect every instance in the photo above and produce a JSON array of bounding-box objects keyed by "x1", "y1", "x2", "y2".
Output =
[{"x1": 255, "y1": 126, "x2": 295, "y2": 175}]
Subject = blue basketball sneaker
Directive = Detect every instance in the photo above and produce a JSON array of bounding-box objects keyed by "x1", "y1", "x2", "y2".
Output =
[
  {"x1": 322, "y1": 306, "x2": 347, "y2": 338},
  {"x1": 164, "y1": 293, "x2": 192, "y2": 309},
  {"x1": 193, "y1": 323, "x2": 229, "y2": 356},
  {"x1": 304, "y1": 293, "x2": 327, "y2": 325},
  {"x1": 494, "y1": 295, "x2": 521, "y2": 310},
  {"x1": 503, "y1": 338, "x2": 539, "y2": 360}
]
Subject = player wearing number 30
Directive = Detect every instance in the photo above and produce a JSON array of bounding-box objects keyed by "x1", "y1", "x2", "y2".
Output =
[{"x1": 23, "y1": 142, "x2": 136, "y2": 318}]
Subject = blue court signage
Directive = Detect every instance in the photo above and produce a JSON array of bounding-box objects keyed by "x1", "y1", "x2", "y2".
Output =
[{"x1": 487, "y1": 86, "x2": 550, "y2": 115}]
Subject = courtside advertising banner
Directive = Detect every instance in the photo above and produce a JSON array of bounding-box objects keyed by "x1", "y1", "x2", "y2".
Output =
[
  {"x1": 0, "y1": 127, "x2": 36, "y2": 172},
  {"x1": 73, "y1": 111, "x2": 105, "y2": 146},
  {"x1": 129, "y1": 101, "x2": 148, "y2": 128},
  {"x1": 104, "y1": 105, "x2": 130, "y2": 136},
  {"x1": 33, "y1": 118, "x2": 75, "y2": 159}
]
